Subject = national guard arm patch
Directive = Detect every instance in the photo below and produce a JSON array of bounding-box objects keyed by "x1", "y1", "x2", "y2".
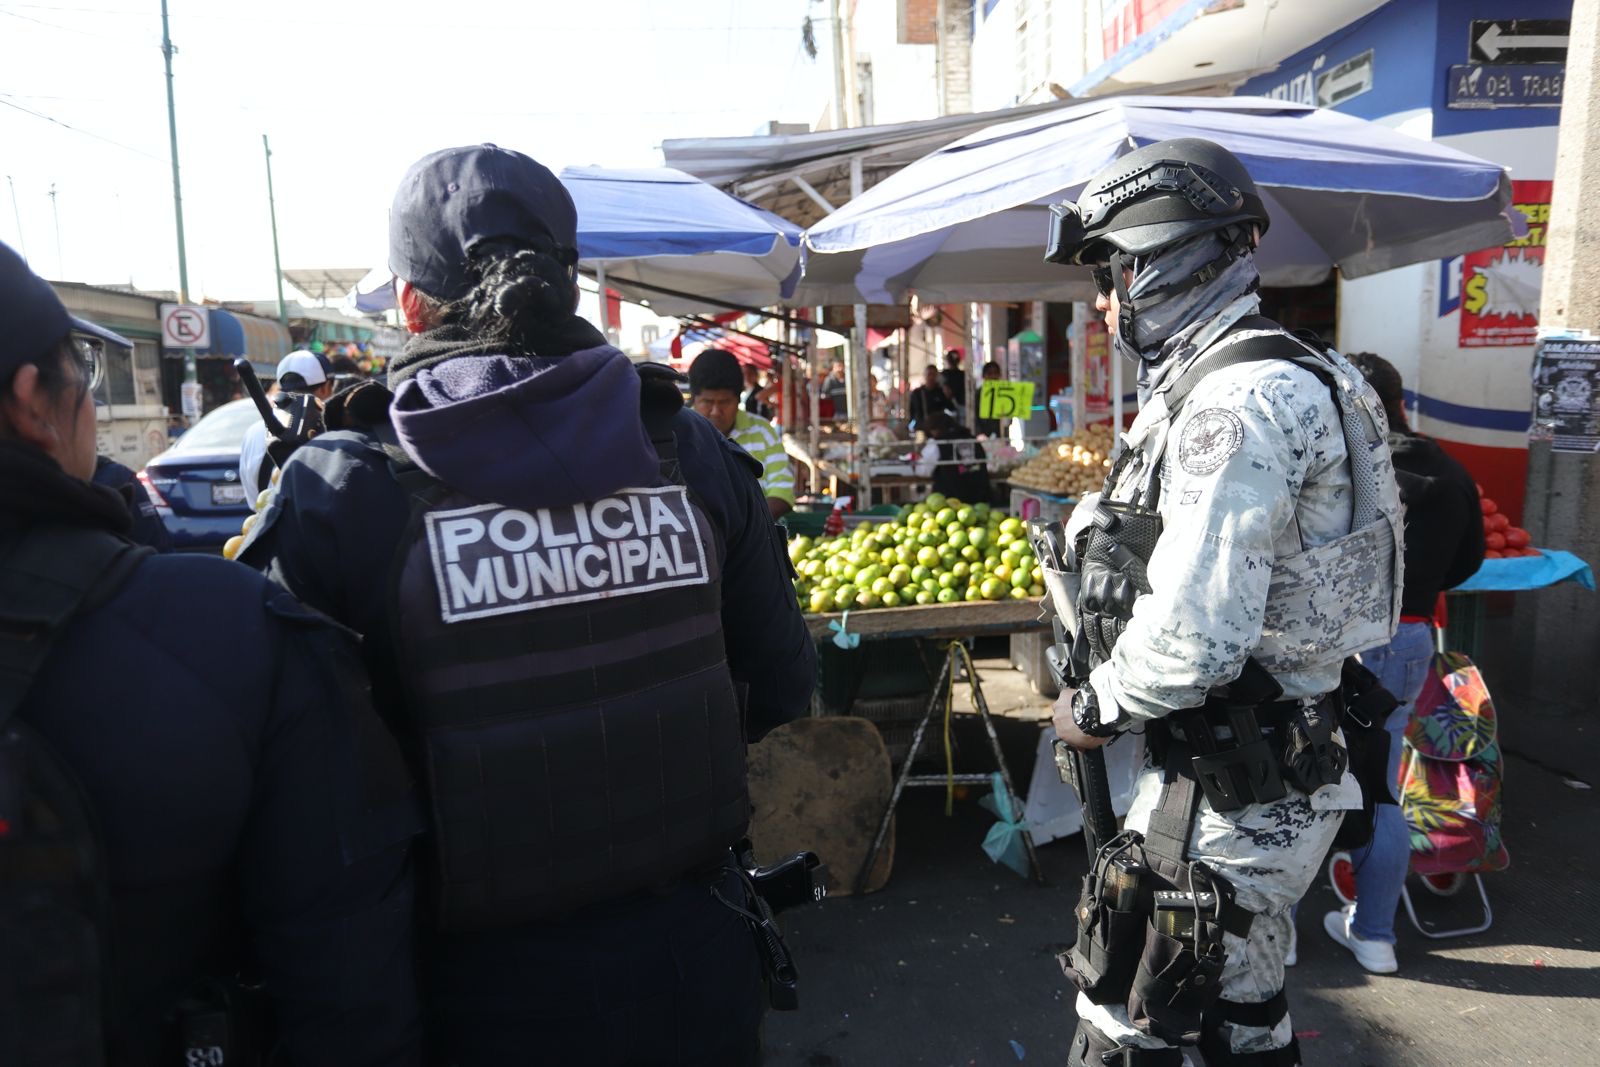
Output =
[
  {"x1": 1177, "y1": 408, "x2": 1245, "y2": 475},
  {"x1": 425, "y1": 487, "x2": 711, "y2": 623}
]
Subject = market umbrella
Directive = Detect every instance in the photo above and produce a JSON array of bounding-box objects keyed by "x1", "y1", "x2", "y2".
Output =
[
  {"x1": 562, "y1": 166, "x2": 802, "y2": 316},
  {"x1": 801, "y1": 95, "x2": 1524, "y2": 305},
  {"x1": 345, "y1": 166, "x2": 802, "y2": 318}
]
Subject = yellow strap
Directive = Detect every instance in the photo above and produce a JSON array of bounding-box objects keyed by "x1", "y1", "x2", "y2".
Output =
[{"x1": 943, "y1": 640, "x2": 977, "y2": 816}]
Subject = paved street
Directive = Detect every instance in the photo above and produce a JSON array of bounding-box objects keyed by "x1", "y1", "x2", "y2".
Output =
[{"x1": 764, "y1": 654, "x2": 1600, "y2": 1066}]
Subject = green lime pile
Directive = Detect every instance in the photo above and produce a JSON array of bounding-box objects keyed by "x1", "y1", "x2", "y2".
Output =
[{"x1": 790, "y1": 493, "x2": 1044, "y2": 615}]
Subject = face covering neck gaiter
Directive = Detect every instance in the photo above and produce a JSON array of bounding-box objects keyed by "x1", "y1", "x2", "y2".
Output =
[{"x1": 1111, "y1": 233, "x2": 1261, "y2": 404}]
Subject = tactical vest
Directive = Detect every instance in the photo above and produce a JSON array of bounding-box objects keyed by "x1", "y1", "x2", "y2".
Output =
[
  {"x1": 388, "y1": 394, "x2": 750, "y2": 932},
  {"x1": 1118, "y1": 318, "x2": 1404, "y2": 673}
]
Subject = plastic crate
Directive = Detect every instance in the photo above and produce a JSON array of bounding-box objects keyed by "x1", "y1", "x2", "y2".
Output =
[{"x1": 1008, "y1": 486, "x2": 1078, "y2": 523}]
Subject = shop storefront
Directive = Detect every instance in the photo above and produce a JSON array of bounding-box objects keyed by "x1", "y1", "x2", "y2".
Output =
[
  {"x1": 159, "y1": 308, "x2": 292, "y2": 420},
  {"x1": 1237, "y1": 0, "x2": 1569, "y2": 524}
]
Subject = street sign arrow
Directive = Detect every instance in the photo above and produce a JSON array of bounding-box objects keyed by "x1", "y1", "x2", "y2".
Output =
[{"x1": 1472, "y1": 19, "x2": 1569, "y2": 64}]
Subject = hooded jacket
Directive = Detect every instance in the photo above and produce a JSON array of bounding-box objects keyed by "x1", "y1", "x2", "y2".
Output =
[
  {"x1": 1388, "y1": 431, "x2": 1485, "y2": 617},
  {"x1": 240, "y1": 325, "x2": 815, "y2": 743},
  {"x1": 1, "y1": 441, "x2": 421, "y2": 1066}
]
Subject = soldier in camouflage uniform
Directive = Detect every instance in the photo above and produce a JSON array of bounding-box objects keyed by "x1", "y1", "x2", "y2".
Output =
[{"x1": 1044, "y1": 139, "x2": 1403, "y2": 1067}]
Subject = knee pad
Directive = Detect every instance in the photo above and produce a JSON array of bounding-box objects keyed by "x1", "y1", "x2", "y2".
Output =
[
  {"x1": 1069, "y1": 1020, "x2": 1184, "y2": 1067},
  {"x1": 1199, "y1": 991, "x2": 1299, "y2": 1066}
]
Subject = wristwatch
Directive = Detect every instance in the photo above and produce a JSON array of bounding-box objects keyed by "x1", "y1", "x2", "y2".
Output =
[{"x1": 1072, "y1": 686, "x2": 1124, "y2": 738}]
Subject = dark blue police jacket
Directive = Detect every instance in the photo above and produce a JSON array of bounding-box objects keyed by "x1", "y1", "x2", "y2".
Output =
[
  {"x1": 8, "y1": 443, "x2": 423, "y2": 1066},
  {"x1": 237, "y1": 337, "x2": 815, "y2": 1060},
  {"x1": 241, "y1": 343, "x2": 816, "y2": 743}
]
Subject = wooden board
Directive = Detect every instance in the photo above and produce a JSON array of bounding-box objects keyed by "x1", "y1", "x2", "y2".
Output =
[
  {"x1": 747, "y1": 717, "x2": 895, "y2": 897},
  {"x1": 805, "y1": 597, "x2": 1047, "y2": 642}
]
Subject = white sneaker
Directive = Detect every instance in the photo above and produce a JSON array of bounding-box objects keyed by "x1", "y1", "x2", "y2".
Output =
[
  {"x1": 1323, "y1": 905, "x2": 1398, "y2": 974},
  {"x1": 1284, "y1": 921, "x2": 1298, "y2": 967}
]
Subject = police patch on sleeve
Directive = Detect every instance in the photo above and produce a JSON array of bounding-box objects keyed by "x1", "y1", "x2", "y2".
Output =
[
  {"x1": 425, "y1": 487, "x2": 711, "y2": 623},
  {"x1": 1177, "y1": 408, "x2": 1245, "y2": 475}
]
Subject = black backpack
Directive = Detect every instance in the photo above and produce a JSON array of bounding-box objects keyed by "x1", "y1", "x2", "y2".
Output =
[{"x1": 0, "y1": 526, "x2": 151, "y2": 1065}]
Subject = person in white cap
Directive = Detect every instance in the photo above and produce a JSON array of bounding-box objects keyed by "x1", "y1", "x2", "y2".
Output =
[{"x1": 238, "y1": 349, "x2": 336, "y2": 500}]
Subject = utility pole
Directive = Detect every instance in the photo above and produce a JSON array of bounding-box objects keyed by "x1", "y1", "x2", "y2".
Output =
[
  {"x1": 49, "y1": 183, "x2": 62, "y2": 277},
  {"x1": 161, "y1": 0, "x2": 190, "y2": 303},
  {"x1": 263, "y1": 135, "x2": 288, "y2": 329},
  {"x1": 7, "y1": 175, "x2": 25, "y2": 258},
  {"x1": 1517, "y1": 0, "x2": 1600, "y2": 717}
]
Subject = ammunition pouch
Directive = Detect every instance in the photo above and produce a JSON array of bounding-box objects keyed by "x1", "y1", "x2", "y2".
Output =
[
  {"x1": 1060, "y1": 834, "x2": 1249, "y2": 1049},
  {"x1": 1127, "y1": 914, "x2": 1228, "y2": 1046},
  {"x1": 1059, "y1": 833, "x2": 1152, "y2": 1005},
  {"x1": 1277, "y1": 699, "x2": 1347, "y2": 796},
  {"x1": 1077, "y1": 501, "x2": 1163, "y2": 668}
]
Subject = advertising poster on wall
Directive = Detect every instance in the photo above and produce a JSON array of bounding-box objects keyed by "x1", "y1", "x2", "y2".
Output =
[
  {"x1": 1532, "y1": 334, "x2": 1600, "y2": 454},
  {"x1": 1459, "y1": 179, "x2": 1551, "y2": 348},
  {"x1": 1082, "y1": 320, "x2": 1112, "y2": 415}
]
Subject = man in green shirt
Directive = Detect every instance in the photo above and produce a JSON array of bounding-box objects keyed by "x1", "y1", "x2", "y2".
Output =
[{"x1": 689, "y1": 348, "x2": 795, "y2": 520}]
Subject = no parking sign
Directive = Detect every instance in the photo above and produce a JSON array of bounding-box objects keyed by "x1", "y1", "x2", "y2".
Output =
[{"x1": 159, "y1": 303, "x2": 210, "y2": 349}]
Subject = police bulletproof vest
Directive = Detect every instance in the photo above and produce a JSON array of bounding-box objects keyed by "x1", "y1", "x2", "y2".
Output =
[{"x1": 389, "y1": 402, "x2": 749, "y2": 932}]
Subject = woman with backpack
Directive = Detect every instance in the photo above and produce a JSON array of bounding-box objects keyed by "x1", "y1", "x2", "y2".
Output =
[{"x1": 1321, "y1": 352, "x2": 1486, "y2": 974}]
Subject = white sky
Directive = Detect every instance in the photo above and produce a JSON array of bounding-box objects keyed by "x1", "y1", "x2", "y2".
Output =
[{"x1": 0, "y1": 0, "x2": 832, "y2": 301}]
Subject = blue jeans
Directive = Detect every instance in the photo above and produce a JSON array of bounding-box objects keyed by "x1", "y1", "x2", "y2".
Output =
[{"x1": 1347, "y1": 621, "x2": 1436, "y2": 944}]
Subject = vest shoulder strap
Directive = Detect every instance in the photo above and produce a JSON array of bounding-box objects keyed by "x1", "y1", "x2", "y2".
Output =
[
  {"x1": 0, "y1": 526, "x2": 152, "y2": 726},
  {"x1": 1163, "y1": 316, "x2": 1337, "y2": 419},
  {"x1": 637, "y1": 362, "x2": 688, "y2": 486}
]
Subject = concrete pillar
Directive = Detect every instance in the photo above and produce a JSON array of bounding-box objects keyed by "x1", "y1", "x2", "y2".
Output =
[
  {"x1": 1516, "y1": 0, "x2": 1600, "y2": 717},
  {"x1": 936, "y1": 0, "x2": 974, "y2": 116}
]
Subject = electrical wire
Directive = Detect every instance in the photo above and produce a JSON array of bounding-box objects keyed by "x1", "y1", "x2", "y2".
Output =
[{"x1": 0, "y1": 96, "x2": 165, "y2": 163}]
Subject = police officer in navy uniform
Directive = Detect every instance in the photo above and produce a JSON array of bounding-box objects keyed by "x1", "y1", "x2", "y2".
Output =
[
  {"x1": 0, "y1": 241, "x2": 423, "y2": 1065},
  {"x1": 238, "y1": 145, "x2": 817, "y2": 1066}
]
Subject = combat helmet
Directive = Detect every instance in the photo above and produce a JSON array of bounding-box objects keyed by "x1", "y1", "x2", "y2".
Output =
[
  {"x1": 1044, "y1": 138, "x2": 1269, "y2": 354},
  {"x1": 1045, "y1": 138, "x2": 1269, "y2": 266}
]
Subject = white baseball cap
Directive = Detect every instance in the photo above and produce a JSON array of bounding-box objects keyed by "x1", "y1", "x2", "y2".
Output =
[{"x1": 276, "y1": 349, "x2": 329, "y2": 391}]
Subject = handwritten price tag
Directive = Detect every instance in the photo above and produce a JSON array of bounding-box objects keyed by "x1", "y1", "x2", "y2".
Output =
[{"x1": 979, "y1": 380, "x2": 1036, "y2": 420}]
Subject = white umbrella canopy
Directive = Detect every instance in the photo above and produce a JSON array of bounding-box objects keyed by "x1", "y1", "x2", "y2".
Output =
[{"x1": 802, "y1": 96, "x2": 1523, "y2": 305}]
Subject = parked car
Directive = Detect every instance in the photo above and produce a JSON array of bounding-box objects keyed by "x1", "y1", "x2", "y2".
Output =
[{"x1": 139, "y1": 398, "x2": 263, "y2": 552}]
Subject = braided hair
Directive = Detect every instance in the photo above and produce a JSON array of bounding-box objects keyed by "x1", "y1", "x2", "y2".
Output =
[{"x1": 439, "y1": 237, "x2": 581, "y2": 355}]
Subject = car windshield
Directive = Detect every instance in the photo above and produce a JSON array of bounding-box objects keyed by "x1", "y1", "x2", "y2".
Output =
[{"x1": 168, "y1": 399, "x2": 261, "y2": 454}]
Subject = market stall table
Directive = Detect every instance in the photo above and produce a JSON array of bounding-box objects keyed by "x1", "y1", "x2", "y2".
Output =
[
  {"x1": 803, "y1": 599, "x2": 1049, "y2": 891},
  {"x1": 1443, "y1": 548, "x2": 1594, "y2": 654}
]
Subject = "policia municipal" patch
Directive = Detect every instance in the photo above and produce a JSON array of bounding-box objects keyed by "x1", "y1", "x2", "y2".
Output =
[
  {"x1": 425, "y1": 487, "x2": 710, "y2": 623},
  {"x1": 1177, "y1": 408, "x2": 1245, "y2": 475}
]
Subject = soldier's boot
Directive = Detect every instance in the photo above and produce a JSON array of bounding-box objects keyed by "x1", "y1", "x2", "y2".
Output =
[{"x1": 1068, "y1": 1020, "x2": 1184, "y2": 1067}]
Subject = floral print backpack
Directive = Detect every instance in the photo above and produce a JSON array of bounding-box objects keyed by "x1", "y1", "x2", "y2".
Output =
[{"x1": 1400, "y1": 651, "x2": 1510, "y2": 876}]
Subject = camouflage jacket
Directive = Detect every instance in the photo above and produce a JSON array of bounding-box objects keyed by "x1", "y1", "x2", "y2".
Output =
[{"x1": 1083, "y1": 300, "x2": 1403, "y2": 724}]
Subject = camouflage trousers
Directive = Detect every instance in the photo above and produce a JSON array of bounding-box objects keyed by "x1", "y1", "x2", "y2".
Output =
[{"x1": 1074, "y1": 748, "x2": 1356, "y2": 1058}]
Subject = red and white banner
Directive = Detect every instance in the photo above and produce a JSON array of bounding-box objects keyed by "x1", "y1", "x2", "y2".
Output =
[{"x1": 1459, "y1": 179, "x2": 1551, "y2": 349}]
